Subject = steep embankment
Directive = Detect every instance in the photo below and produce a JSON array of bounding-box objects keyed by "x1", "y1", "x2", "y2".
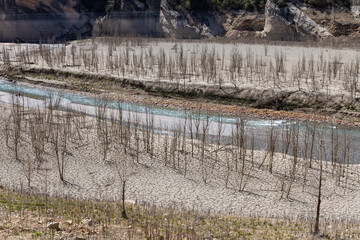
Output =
[
  {"x1": 160, "y1": 0, "x2": 360, "y2": 41},
  {"x1": 0, "y1": 0, "x2": 163, "y2": 41},
  {"x1": 0, "y1": 0, "x2": 79, "y2": 14},
  {"x1": 0, "y1": 0, "x2": 90, "y2": 42},
  {"x1": 0, "y1": 0, "x2": 360, "y2": 41}
]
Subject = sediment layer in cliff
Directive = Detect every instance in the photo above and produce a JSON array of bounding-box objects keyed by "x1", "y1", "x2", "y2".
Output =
[{"x1": 0, "y1": 0, "x2": 360, "y2": 41}]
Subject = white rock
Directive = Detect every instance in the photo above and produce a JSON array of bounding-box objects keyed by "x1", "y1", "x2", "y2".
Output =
[
  {"x1": 81, "y1": 218, "x2": 93, "y2": 226},
  {"x1": 47, "y1": 222, "x2": 60, "y2": 231}
]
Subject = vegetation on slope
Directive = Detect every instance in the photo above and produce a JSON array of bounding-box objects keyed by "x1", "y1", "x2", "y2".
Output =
[
  {"x1": 0, "y1": 188, "x2": 359, "y2": 239},
  {"x1": 79, "y1": 0, "x2": 149, "y2": 13},
  {"x1": 0, "y1": 0, "x2": 352, "y2": 14},
  {"x1": 167, "y1": 0, "x2": 351, "y2": 11},
  {"x1": 77, "y1": 0, "x2": 352, "y2": 12}
]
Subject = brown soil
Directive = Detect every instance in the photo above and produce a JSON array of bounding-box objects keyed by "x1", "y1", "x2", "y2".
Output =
[{"x1": 304, "y1": 7, "x2": 360, "y2": 37}]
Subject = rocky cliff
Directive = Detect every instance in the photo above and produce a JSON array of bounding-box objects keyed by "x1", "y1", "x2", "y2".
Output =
[
  {"x1": 0, "y1": 0, "x2": 90, "y2": 42},
  {"x1": 93, "y1": 0, "x2": 161, "y2": 37},
  {"x1": 1, "y1": 0, "x2": 360, "y2": 42},
  {"x1": 159, "y1": 0, "x2": 360, "y2": 40},
  {"x1": 258, "y1": 0, "x2": 332, "y2": 41}
]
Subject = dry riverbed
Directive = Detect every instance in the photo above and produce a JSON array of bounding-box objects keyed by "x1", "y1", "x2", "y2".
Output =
[
  {"x1": 3, "y1": 68, "x2": 360, "y2": 129},
  {"x1": 0, "y1": 100, "x2": 359, "y2": 222},
  {"x1": 1, "y1": 39, "x2": 360, "y2": 239},
  {"x1": 2, "y1": 37, "x2": 360, "y2": 125}
]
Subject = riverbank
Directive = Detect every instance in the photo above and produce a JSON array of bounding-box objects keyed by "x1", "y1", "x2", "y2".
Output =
[
  {"x1": 3, "y1": 66, "x2": 360, "y2": 129},
  {"x1": 2, "y1": 38, "x2": 360, "y2": 128},
  {"x1": 0, "y1": 100, "x2": 360, "y2": 223}
]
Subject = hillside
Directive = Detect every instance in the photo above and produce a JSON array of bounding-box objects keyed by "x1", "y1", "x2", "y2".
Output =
[
  {"x1": 86, "y1": 0, "x2": 360, "y2": 40},
  {"x1": 0, "y1": 0, "x2": 360, "y2": 41},
  {"x1": 0, "y1": 0, "x2": 80, "y2": 14},
  {"x1": 166, "y1": 0, "x2": 350, "y2": 11},
  {"x1": 161, "y1": 0, "x2": 360, "y2": 40},
  {"x1": 79, "y1": 0, "x2": 351, "y2": 12}
]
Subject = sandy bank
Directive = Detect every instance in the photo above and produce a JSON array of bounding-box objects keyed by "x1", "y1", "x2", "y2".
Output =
[{"x1": 0, "y1": 100, "x2": 359, "y2": 221}]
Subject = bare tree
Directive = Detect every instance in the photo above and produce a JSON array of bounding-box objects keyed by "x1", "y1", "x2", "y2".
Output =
[
  {"x1": 21, "y1": 153, "x2": 33, "y2": 188},
  {"x1": 115, "y1": 147, "x2": 137, "y2": 219},
  {"x1": 29, "y1": 111, "x2": 46, "y2": 168},
  {"x1": 267, "y1": 125, "x2": 278, "y2": 174},
  {"x1": 11, "y1": 95, "x2": 23, "y2": 160},
  {"x1": 286, "y1": 125, "x2": 299, "y2": 198},
  {"x1": 314, "y1": 126, "x2": 325, "y2": 235},
  {"x1": 51, "y1": 120, "x2": 68, "y2": 181}
]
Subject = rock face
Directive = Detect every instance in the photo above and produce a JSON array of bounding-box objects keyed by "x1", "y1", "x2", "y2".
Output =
[
  {"x1": 259, "y1": 0, "x2": 332, "y2": 41},
  {"x1": 93, "y1": 11, "x2": 161, "y2": 37},
  {"x1": 93, "y1": 0, "x2": 162, "y2": 37},
  {"x1": 0, "y1": 0, "x2": 91, "y2": 42},
  {"x1": 0, "y1": 0, "x2": 359, "y2": 41},
  {"x1": 351, "y1": 0, "x2": 360, "y2": 19},
  {"x1": 160, "y1": 8, "x2": 201, "y2": 38},
  {"x1": 0, "y1": 0, "x2": 164, "y2": 41},
  {"x1": 224, "y1": 11, "x2": 265, "y2": 38},
  {"x1": 159, "y1": 0, "x2": 213, "y2": 38},
  {"x1": 159, "y1": 0, "x2": 228, "y2": 38}
]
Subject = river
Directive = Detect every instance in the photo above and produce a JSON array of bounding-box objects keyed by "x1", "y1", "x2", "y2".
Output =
[{"x1": 0, "y1": 78, "x2": 358, "y2": 163}]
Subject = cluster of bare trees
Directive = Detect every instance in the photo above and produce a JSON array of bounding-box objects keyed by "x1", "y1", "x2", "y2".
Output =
[
  {"x1": 1, "y1": 36, "x2": 360, "y2": 236},
  {"x1": 2, "y1": 38, "x2": 360, "y2": 100},
  {"x1": 0, "y1": 93, "x2": 358, "y2": 233},
  {"x1": 1, "y1": 93, "x2": 356, "y2": 192},
  {"x1": 3, "y1": 96, "x2": 82, "y2": 186},
  {"x1": 92, "y1": 99, "x2": 356, "y2": 203}
]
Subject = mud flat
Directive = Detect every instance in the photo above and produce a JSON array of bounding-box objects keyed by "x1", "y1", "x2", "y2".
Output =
[{"x1": 0, "y1": 98, "x2": 359, "y2": 222}]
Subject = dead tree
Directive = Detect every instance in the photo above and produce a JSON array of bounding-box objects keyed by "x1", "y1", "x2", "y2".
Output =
[
  {"x1": 29, "y1": 111, "x2": 46, "y2": 168},
  {"x1": 11, "y1": 95, "x2": 23, "y2": 160},
  {"x1": 314, "y1": 126, "x2": 325, "y2": 235},
  {"x1": 22, "y1": 153, "x2": 33, "y2": 188},
  {"x1": 267, "y1": 125, "x2": 278, "y2": 174},
  {"x1": 115, "y1": 147, "x2": 136, "y2": 219},
  {"x1": 51, "y1": 120, "x2": 68, "y2": 181},
  {"x1": 286, "y1": 125, "x2": 299, "y2": 198},
  {"x1": 215, "y1": 114, "x2": 223, "y2": 163}
]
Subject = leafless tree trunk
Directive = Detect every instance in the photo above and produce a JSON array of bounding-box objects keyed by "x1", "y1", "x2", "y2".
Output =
[
  {"x1": 11, "y1": 95, "x2": 22, "y2": 160},
  {"x1": 22, "y1": 154, "x2": 33, "y2": 188},
  {"x1": 51, "y1": 121, "x2": 68, "y2": 181},
  {"x1": 215, "y1": 114, "x2": 223, "y2": 163},
  {"x1": 115, "y1": 147, "x2": 136, "y2": 220},
  {"x1": 314, "y1": 126, "x2": 325, "y2": 235},
  {"x1": 268, "y1": 125, "x2": 278, "y2": 174},
  {"x1": 287, "y1": 125, "x2": 299, "y2": 198}
]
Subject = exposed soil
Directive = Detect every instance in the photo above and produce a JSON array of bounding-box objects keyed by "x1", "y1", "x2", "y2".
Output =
[
  {"x1": 304, "y1": 7, "x2": 360, "y2": 37},
  {"x1": 2, "y1": 66, "x2": 360, "y2": 128}
]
